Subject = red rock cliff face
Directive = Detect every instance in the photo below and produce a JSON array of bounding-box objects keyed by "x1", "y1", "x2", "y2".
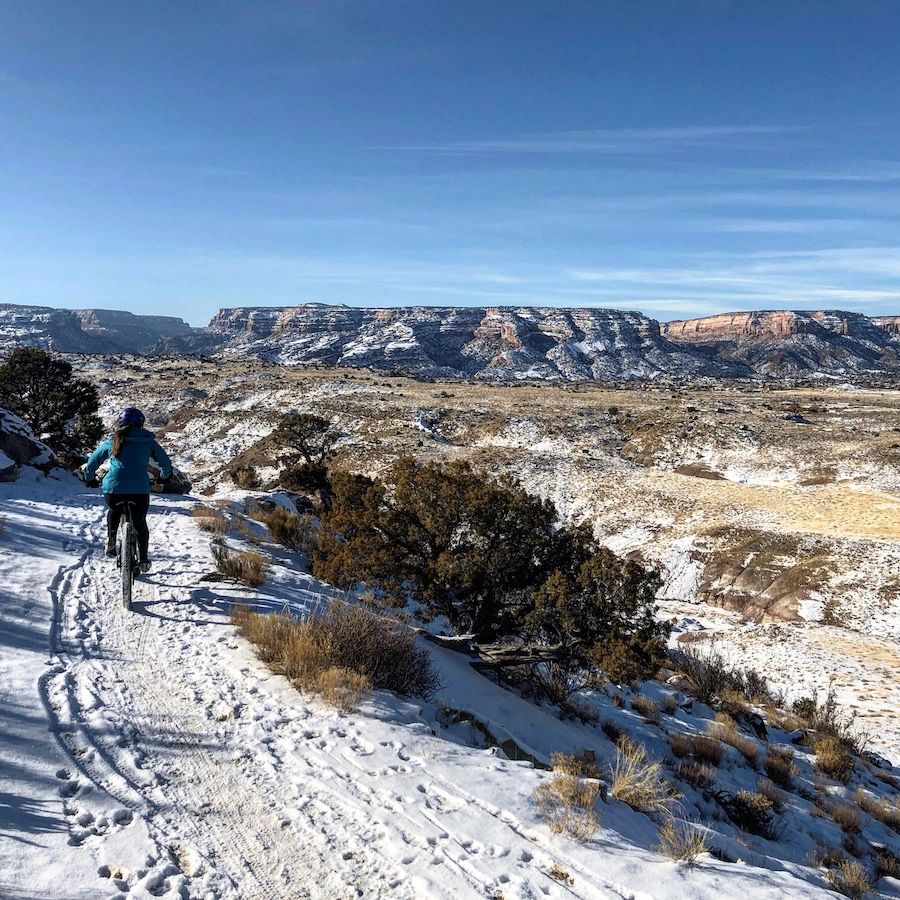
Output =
[
  {"x1": 874, "y1": 316, "x2": 900, "y2": 336},
  {"x1": 663, "y1": 311, "x2": 812, "y2": 340},
  {"x1": 662, "y1": 310, "x2": 877, "y2": 341}
]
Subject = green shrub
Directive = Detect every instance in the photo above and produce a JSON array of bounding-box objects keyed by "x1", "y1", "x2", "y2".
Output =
[
  {"x1": 0, "y1": 347, "x2": 102, "y2": 463},
  {"x1": 315, "y1": 457, "x2": 669, "y2": 702}
]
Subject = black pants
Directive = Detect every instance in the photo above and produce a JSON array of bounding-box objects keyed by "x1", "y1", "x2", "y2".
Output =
[{"x1": 104, "y1": 493, "x2": 151, "y2": 562}]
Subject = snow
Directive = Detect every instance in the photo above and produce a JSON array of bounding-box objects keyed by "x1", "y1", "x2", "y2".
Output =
[{"x1": 2, "y1": 477, "x2": 898, "y2": 898}]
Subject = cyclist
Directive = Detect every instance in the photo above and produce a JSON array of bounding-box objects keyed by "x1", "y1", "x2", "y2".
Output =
[{"x1": 83, "y1": 407, "x2": 173, "y2": 572}]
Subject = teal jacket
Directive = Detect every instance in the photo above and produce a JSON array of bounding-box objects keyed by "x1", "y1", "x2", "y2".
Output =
[{"x1": 84, "y1": 428, "x2": 173, "y2": 495}]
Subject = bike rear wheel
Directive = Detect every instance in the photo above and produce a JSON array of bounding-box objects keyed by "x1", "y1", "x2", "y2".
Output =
[{"x1": 121, "y1": 521, "x2": 135, "y2": 609}]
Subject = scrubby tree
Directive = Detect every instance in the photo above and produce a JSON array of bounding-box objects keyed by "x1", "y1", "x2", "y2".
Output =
[
  {"x1": 315, "y1": 457, "x2": 564, "y2": 640},
  {"x1": 525, "y1": 549, "x2": 668, "y2": 693},
  {"x1": 271, "y1": 412, "x2": 340, "y2": 505},
  {"x1": 0, "y1": 347, "x2": 102, "y2": 463},
  {"x1": 314, "y1": 456, "x2": 669, "y2": 676}
]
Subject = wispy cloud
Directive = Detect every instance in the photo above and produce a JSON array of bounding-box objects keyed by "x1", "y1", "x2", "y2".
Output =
[{"x1": 376, "y1": 125, "x2": 807, "y2": 156}]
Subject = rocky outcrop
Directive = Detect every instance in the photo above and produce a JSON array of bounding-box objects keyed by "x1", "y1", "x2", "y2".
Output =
[
  {"x1": 0, "y1": 304, "x2": 192, "y2": 354},
  {"x1": 199, "y1": 304, "x2": 738, "y2": 381},
  {"x1": 874, "y1": 316, "x2": 900, "y2": 336},
  {"x1": 3, "y1": 301, "x2": 899, "y2": 381},
  {"x1": 0, "y1": 408, "x2": 56, "y2": 479},
  {"x1": 663, "y1": 309, "x2": 900, "y2": 377}
]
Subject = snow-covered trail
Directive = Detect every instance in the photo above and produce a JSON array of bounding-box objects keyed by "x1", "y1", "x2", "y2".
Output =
[
  {"x1": 0, "y1": 486, "x2": 613, "y2": 899},
  {"x1": 1, "y1": 481, "x2": 841, "y2": 900}
]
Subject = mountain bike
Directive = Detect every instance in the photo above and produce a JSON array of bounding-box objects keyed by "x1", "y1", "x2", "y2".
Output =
[{"x1": 115, "y1": 500, "x2": 140, "y2": 610}]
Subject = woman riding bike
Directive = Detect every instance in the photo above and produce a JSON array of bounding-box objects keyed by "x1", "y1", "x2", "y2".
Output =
[{"x1": 83, "y1": 407, "x2": 173, "y2": 572}]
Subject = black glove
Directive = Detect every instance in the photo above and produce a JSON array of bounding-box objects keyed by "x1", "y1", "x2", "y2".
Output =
[{"x1": 84, "y1": 476, "x2": 100, "y2": 489}]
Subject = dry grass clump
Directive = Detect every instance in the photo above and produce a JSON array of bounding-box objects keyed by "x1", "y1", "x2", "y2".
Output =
[
  {"x1": 792, "y1": 682, "x2": 862, "y2": 752},
  {"x1": 253, "y1": 506, "x2": 320, "y2": 555},
  {"x1": 192, "y1": 504, "x2": 228, "y2": 535},
  {"x1": 813, "y1": 735, "x2": 854, "y2": 783},
  {"x1": 661, "y1": 693, "x2": 678, "y2": 715},
  {"x1": 560, "y1": 696, "x2": 600, "y2": 724},
  {"x1": 675, "y1": 760, "x2": 717, "y2": 790},
  {"x1": 669, "y1": 732, "x2": 691, "y2": 758},
  {"x1": 657, "y1": 817, "x2": 707, "y2": 864},
  {"x1": 601, "y1": 720, "x2": 623, "y2": 744},
  {"x1": 678, "y1": 643, "x2": 775, "y2": 707},
  {"x1": 809, "y1": 843, "x2": 847, "y2": 870},
  {"x1": 756, "y1": 777, "x2": 787, "y2": 812},
  {"x1": 231, "y1": 602, "x2": 440, "y2": 702},
  {"x1": 610, "y1": 737, "x2": 679, "y2": 815},
  {"x1": 668, "y1": 731, "x2": 724, "y2": 766},
  {"x1": 533, "y1": 774, "x2": 599, "y2": 841},
  {"x1": 212, "y1": 542, "x2": 269, "y2": 586},
  {"x1": 707, "y1": 722, "x2": 759, "y2": 766},
  {"x1": 764, "y1": 745, "x2": 797, "y2": 789},
  {"x1": 632, "y1": 694, "x2": 661, "y2": 724},
  {"x1": 314, "y1": 667, "x2": 371, "y2": 712},
  {"x1": 767, "y1": 706, "x2": 805, "y2": 733},
  {"x1": 856, "y1": 788, "x2": 900, "y2": 831},
  {"x1": 825, "y1": 859, "x2": 874, "y2": 899},
  {"x1": 547, "y1": 863, "x2": 573, "y2": 884},
  {"x1": 715, "y1": 789, "x2": 777, "y2": 839},
  {"x1": 691, "y1": 734, "x2": 725, "y2": 766},
  {"x1": 830, "y1": 801, "x2": 863, "y2": 834},
  {"x1": 230, "y1": 465, "x2": 260, "y2": 490},
  {"x1": 874, "y1": 845, "x2": 900, "y2": 880},
  {"x1": 551, "y1": 752, "x2": 601, "y2": 780},
  {"x1": 841, "y1": 832, "x2": 866, "y2": 859}
]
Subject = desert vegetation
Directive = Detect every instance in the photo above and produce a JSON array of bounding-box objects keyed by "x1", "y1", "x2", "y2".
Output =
[
  {"x1": 231, "y1": 602, "x2": 440, "y2": 707},
  {"x1": 609, "y1": 736, "x2": 678, "y2": 816},
  {"x1": 532, "y1": 773, "x2": 600, "y2": 842},
  {"x1": 657, "y1": 817, "x2": 707, "y2": 864},
  {"x1": 211, "y1": 542, "x2": 269, "y2": 587},
  {"x1": 249, "y1": 504, "x2": 320, "y2": 556},
  {"x1": 313, "y1": 456, "x2": 668, "y2": 703},
  {"x1": 192, "y1": 504, "x2": 228, "y2": 535},
  {"x1": 0, "y1": 346, "x2": 102, "y2": 464}
]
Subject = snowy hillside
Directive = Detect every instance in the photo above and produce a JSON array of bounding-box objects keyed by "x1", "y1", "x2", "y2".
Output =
[{"x1": 3, "y1": 470, "x2": 900, "y2": 898}]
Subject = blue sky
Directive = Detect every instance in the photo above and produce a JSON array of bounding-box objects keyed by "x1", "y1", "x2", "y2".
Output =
[{"x1": 1, "y1": 1, "x2": 900, "y2": 325}]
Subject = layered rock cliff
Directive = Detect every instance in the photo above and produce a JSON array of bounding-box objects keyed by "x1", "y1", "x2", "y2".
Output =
[
  {"x1": 202, "y1": 304, "x2": 738, "y2": 380},
  {"x1": 2, "y1": 301, "x2": 898, "y2": 381},
  {"x1": 874, "y1": 316, "x2": 900, "y2": 336},
  {"x1": 0, "y1": 304, "x2": 192, "y2": 354},
  {"x1": 662, "y1": 309, "x2": 900, "y2": 377}
]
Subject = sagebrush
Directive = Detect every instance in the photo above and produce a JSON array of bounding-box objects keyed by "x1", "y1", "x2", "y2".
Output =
[
  {"x1": 533, "y1": 774, "x2": 599, "y2": 841},
  {"x1": 657, "y1": 817, "x2": 707, "y2": 864},
  {"x1": 610, "y1": 737, "x2": 678, "y2": 815},
  {"x1": 231, "y1": 602, "x2": 440, "y2": 701},
  {"x1": 212, "y1": 542, "x2": 268, "y2": 586}
]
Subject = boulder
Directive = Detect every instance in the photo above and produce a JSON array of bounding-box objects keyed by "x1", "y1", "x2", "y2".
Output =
[
  {"x1": 149, "y1": 463, "x2": 192, "y2": 494},
  {"x1": 0, "y1": 408, "x2": 57, "y2": 476},
  {"x1": 0, "y1": 450, "x2": 18, "y2": 482}
]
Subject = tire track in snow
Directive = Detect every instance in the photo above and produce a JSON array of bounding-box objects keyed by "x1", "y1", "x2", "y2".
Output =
[{"x1": 46, "y1": 502, "x2": 403, "y2": 898}]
